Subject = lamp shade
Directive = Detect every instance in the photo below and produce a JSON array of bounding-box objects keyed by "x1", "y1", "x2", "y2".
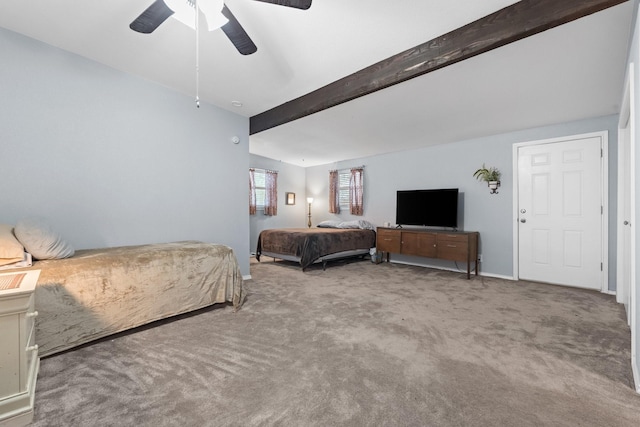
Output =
[{"x1": 307, "y1": 197, "x2": 314, "y2": 204}]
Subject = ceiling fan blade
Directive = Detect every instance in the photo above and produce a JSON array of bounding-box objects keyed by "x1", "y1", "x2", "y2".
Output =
[
  {"x1": 251, "y1": 0, "x2": 312, "y2": 10},
  {"x1": 221, "y1": 5, "x2": 258, "y2": 55},
  {"x1": 130, "y1": 0, "x2": 175, "y2": 34}
]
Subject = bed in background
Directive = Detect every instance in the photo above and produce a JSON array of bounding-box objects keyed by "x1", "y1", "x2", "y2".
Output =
[{"x1": 256, "y1": 220, "x2": 376, "y2": 270}]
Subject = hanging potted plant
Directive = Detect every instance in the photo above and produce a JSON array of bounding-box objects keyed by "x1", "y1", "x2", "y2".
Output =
[{"x1": 473, "y1": 164, "x2": 502, "y2": 194}]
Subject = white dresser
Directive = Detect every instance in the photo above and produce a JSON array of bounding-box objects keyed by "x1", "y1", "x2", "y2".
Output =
[{"x1": 0, "y1": 270, "x2": 40, "y2": 427}]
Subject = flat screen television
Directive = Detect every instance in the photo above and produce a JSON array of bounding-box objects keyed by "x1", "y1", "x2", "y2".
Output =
[{"x1": 396, "y1": 188, "x2": 459, "y2": 228}]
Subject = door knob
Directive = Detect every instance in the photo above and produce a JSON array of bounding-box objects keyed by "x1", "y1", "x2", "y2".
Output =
[
  {"x1": 520, "y1": 219, "x2": 526, "y2": 223},
  {"x1": 624, "y1": 221, "x2": 630, "y2": 225}
]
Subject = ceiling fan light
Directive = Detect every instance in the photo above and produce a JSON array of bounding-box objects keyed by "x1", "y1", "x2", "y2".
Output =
[
  {"x1": 199, "y1": 0, "x2": 228, "y2": 31},
  {"x1": 165, "y1": 0, "x2": 196, "y2": 29}
]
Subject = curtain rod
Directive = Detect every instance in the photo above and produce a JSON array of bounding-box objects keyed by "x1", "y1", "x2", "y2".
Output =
[
  {"x1": 329, "y1": 165, "x2": 365, "y2": 171},
  {"x1": 250, "y1": 168, "x2": 278, "y2": 173}
]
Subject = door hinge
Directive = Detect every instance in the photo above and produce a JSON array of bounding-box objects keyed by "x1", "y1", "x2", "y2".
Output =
[
  {"x1": 601, "y1": 206, "x2": 603, "y2": 214},
  {"x1": 601, "y1": 262, "x2": 603, "y2": 271}
]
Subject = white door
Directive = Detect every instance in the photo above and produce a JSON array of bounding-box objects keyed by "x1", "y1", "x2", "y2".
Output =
[
  {"x1": 517, "y1": 135, "x2": 604, "y2": 290},
  {"x1": 617, "y1": 66, "x2": 635, "y2": 329},
  {"x1": 618, "y1": 118, "x2": 632, "y2": 319}
]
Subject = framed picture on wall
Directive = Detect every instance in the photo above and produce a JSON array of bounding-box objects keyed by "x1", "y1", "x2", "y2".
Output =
[{"x1": 285, "y1": 192, "x2": 296, "y2": 205}]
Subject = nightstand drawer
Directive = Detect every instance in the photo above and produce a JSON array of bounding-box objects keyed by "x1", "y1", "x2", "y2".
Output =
[
  {"x1": 0, "y1": 269, "x2": 40, "y2": 426},
  {"x1": 25, "y1": 322, "x2": 37, "y2": 384},
  {"x1": 25, "y1": 294, "x2": 36, "y2": 335}
]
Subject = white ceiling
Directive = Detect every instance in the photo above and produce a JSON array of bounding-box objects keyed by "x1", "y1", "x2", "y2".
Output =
[{"x1": 0, "y1": 1, "x2": 634, "y2": 167}]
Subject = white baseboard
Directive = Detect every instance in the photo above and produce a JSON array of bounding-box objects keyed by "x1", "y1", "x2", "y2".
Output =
[
  {"x1": 242, "y1": 275, "x2": 252, "y2": 281},
  {"x1": 387, "y1": 260, "x2": 515, "y2": 281},
  {"x1": 477, "y1": 271, "x2": 516, "y2": 281},
  {"x1": 601, "y1": 289, "x2": 616, "y2": 296}
]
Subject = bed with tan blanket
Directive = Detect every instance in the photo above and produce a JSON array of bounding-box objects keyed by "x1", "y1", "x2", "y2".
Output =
[
  {"x1": 12, "y1": 241, "x2": 244, "y2": 357},
  {"x1": 256, "y1": 222, "x2": 376, "y2": 270}
]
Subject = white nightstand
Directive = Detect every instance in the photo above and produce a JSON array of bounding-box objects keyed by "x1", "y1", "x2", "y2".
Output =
[{"x1": 0, "y1": 270, "x2": 40, "y2": 427}]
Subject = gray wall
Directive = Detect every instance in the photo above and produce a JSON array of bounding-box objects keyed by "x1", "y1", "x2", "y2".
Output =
[
  {"x1": 306, "y1": 115, "x2": 619, "y2": 284},
  {"x1": 0, "y1": 28, "x2": 251, "y2": 276},
  {"x1": 249, "y1": 154, "x2": 307, "y2": 253}
]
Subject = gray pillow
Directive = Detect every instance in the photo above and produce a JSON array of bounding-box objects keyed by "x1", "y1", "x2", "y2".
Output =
[
  {"x1": 337, "y1": 220, "x2": 375, "y2": 230},
  {"x1": 14, "y1": 218, "x2": 75, "y2": 260},
  {"x1": 317, "y1": 220, "x2": 342, "y2": 228}
]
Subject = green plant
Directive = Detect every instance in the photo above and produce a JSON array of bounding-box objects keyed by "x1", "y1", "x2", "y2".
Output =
[{"x1": 473, "y1": 164, "x2": 501, "y2": 182}]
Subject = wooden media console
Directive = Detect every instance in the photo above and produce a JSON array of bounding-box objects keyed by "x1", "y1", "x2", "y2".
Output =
[{"x1": 376, "y1": 227, "x2": 479, "y2": 279}]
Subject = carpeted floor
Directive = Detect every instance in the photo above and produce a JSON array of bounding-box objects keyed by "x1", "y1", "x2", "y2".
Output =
[{"x1": 31, "y1": 257, "x2": 640, "y2": 426}]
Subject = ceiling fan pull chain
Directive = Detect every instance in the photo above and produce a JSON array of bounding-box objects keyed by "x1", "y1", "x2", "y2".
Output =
[{"x1": 195, "y1": 0, "x2": 200, "y2": 108}]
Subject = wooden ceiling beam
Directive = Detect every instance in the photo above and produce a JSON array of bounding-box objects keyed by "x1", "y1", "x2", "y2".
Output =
[{"x1": 250, "y1": 0, "x2": 628, "y2": 135}]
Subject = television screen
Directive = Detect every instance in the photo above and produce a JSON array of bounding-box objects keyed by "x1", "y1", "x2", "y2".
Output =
[{"x1": 396, "y1": 188, "x2": 459, "y2": 228}]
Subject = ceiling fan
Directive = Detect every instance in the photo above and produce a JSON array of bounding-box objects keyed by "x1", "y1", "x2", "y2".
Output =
[{"x1": 130, "y1": 0, "x2": 312, "y2": 55}]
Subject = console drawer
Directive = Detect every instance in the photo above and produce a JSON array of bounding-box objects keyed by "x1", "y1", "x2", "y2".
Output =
[
  {"x1": 437, "y1": 233, "x2": 469, "y2": 243},
  {"x1": 377, "y1": 229, "x2": 401, "y2": 253},
  {"x1": 437, "y1": 241, "x2": 469, "y2": 261},
  {"x1": 437, "y1": 233, "x2": 470, "y2": 260}
]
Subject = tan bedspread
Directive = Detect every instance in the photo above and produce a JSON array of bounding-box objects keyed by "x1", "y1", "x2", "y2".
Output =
[{"x1": 16, "y1": 241, "x2": 244, "y2": 357}]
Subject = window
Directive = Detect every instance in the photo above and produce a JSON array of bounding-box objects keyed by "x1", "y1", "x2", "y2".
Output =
[
  {"x1": 254, "y1": 169, "x2": 266, "y2": 208},
  {"x1": 329, "y1": 167, "x2": 364, "y2": 215},
  {"x1": 249, "y1": 168, "x2": 278, "y2": 216},
  {"x1": 338, "y1": 170, "x2": 350, "y2": 208}
]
